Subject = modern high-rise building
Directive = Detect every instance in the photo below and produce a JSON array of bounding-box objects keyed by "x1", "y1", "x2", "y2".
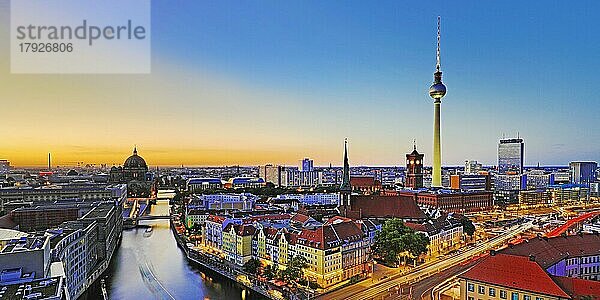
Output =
[
  {"x1": 259, "y1": 164, "x2": 283, "y2": 186},
  {"x1": 300, "y1": 158, "x2": 314, "y2": 172},
  {"x1": 450, "y1": 174, "x2": 491, "y2": 191},
  {"x1": 569, "y1": 161, "x2": 597, "y2": 185},
  {"x1": 498, "y1": 138, "x2": 524, "y2": 174},
  {"x1": 258, "y1": 163, "x2": 322, "y2": 188},
  {"x1": 428, "y1": 17, "x2": 447, "y2": 187},
  {"x1": 464, "y1": 160, "x2": 482, "y2": 174},
  {"x1": 0, "y1": 159, "x2": 9, "y2": 173}
]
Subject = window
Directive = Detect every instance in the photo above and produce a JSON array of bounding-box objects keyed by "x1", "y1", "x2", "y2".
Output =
[
  {"x1": 479, "y1": 286, "x2": 485, "y2": 294},
  {"x1": 468, "y1": 297, "x2": 474, "y2": 300},
  {"x1": 536, "y1": 297, "x2": 543, "y2": 300},
  {"x1": 524, "y1": 296, "x2": 531, "y2": 300},
  {"x1": 512, "y1": 292, "x2": 519, "y2": 300},
  {"x1": 500, "y1": 291, "x2": 507, "y2": 299},
  {"x1": 468, "y1": 283, "x2": 474, "y2": 292},
  {"x1": 489, "y1": 288, "x2": 496, "y2": 297}
]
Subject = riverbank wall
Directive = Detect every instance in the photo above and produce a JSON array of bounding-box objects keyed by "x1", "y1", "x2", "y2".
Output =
[{"x1": 169, "y1": 218, "x2": 276, "y2": 300}]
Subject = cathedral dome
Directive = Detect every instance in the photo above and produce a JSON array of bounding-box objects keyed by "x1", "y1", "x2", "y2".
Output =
[{"x1": 124, "y1": 147, "x2": 147, "y2": 169}]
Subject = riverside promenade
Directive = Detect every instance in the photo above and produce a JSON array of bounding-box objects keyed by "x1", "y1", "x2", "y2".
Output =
[{"x1": 169, "y1": 218, "x2": 300, "y2": 300}]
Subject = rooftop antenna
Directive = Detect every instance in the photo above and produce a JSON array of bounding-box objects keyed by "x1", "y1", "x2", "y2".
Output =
[
  {"x1": 413, "y1": 139, "x2": 417, "y2": 151},
  {"x1": 436, "y1": 16, "x2": 441, "y2": 73},
  {"x1": 48, "y1": 153, "x2": 51, "y2": 171}
]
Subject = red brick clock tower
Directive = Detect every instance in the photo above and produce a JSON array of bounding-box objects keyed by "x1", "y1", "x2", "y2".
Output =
[{"x1": 406, "y1": 142, "x2": 424, "y2": 189}]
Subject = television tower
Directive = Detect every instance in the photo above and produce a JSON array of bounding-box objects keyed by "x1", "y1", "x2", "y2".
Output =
[{"x1": 428, "y1": 16, "x2": 447, "y2": 187}]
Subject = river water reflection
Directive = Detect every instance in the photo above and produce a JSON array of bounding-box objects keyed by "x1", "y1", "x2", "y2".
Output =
[{"x1": 99, "y1": 200, "x2": 259, "y2": 300}]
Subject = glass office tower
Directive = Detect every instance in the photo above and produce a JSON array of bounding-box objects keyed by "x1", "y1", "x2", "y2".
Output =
[{"x1": 498, "y1": 138, "x2": 524, "y2": 174}]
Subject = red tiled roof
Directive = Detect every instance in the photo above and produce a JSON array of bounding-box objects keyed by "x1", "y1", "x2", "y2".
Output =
[
  {"x1": 406, "y1": 214, "x2": 461, "y2": 235},
  {"x1": 296, "y1": 221, "x2": 363, "y2": 250},
  {"x1": 350, "y1": 176, "x2": 381, "y2": 187},
  {"x1": 324, "y1": 215, "x2": 353, "y2": 225},
  {"x1": 330, "y1": 221, "x2": 363, "y2": 242},
  {"x1": 297, "y1": 227, "x2": 324, "y2": 249},
  {"x1": 244, "y1": 213, "x2": 291, "y2": 223},
  {"x1": 460, "y1": 253, "x2": 570, "y2": 298},
  {"x1": 206, "y1": 214, "x2": 226, "y2": 223},
  {"x1": 404, "y1": 222, "x2": 428, "y2": 232},
  {"x1": 500, "y1": 234, "x2": 600, "y2": 268},
  {"x1": 285, "y1": 232, "x2": 298, "y2": 245},
  {"x1": 263, "y1": 227, "x2": 280, "y2": 240},
  {"x1": 291, "y1": 213, "x2": 310, "y2": 224},
  {"x1": 552, "y1": 276, "x2": 600, "y2": 300},
  {"x1": 350, "y1": 194, "x2": 426, "y2": 219}
]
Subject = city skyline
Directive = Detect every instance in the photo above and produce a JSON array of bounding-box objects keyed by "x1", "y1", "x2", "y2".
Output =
[
  {"x1": 2, "y1": 2, "x2": 599, "y2": 300},
  {"x1": 1, "y1": 1, "x2": 599, "y2": 167}
]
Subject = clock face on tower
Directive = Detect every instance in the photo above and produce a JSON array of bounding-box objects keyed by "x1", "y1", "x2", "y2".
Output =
[{"x1": 406, "y1": 145, "x2": 424, "y2": 189}]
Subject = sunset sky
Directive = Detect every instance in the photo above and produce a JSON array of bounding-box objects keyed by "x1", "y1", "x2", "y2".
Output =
[{"x1": 0, "y1": 1, "x2": 599, "y2": 167}]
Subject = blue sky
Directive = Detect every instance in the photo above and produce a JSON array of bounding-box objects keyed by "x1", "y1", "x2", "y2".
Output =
[
  {"x1": 1, "y1": 1, "x2": 598, "y2": 166},
  {"x1": 148, "y1": 1, "x2": 599, "y2": 165}
]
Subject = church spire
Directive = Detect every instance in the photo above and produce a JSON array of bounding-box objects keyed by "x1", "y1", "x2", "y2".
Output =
[{"x1": 340, "y1": 138, "x2": 351, "y2": 191}]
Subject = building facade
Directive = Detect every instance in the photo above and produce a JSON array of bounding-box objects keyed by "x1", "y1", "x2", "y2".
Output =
[
  {"x1": 186, "y1": 178, "x2": 223, "y2": 192},
  {"x1": 569, "y1": 161, "x2": 597, "y2": 185},
  {"x1": 0, "y1": 160, "x2": 9, "y2": 174},
  {"x1": 498, "y1": 138, "x2": 524, "y2": 174},
  {"x1": 400, "y1": 190, "x2": 494, "y2": 213},
  {"x1": 450, "y1": 173, "x2": 491, "y2": 191},
  {"x1": 460, "y1": 253, "x2": 571, "y2": 300}
]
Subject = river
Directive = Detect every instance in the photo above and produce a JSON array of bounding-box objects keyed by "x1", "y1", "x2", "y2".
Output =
[{"x1": 91, "y1": 200, "x2": 260, "y2": 300}]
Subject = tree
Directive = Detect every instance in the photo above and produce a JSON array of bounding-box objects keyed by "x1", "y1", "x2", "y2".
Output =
[
  {"x1": 243, "y1": 258, "x2": 261, "y2": 275},
  {"x1": 373, "y1": 218, "x2": 430, "y2": 266},
  {"x1": 263, "y1": 264, "x2": 276, "y2": 280},
  {"x1": 281, "y1": 255, "x2": 307, "y2": 283},
  {"x1": 460, "y1": 217, "x2": 476, "y2": 236},
  {"x1": 404, "y1": 232, "x2": 429, "y2": 257}
]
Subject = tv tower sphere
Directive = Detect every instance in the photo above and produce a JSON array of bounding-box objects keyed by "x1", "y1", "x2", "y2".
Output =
[{"x1": 429, "y1": 76, "x2": 446, "y2": 101}]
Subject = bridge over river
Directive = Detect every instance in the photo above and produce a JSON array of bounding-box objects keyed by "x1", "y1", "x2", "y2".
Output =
[{"x1": 123, "y1": 196, "x2": 171, "y2": 227}]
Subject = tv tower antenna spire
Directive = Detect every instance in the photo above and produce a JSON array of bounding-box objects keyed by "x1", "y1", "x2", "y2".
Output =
[{"x1": 436, "y1": 16, "x2": 441, "y2": 72}]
